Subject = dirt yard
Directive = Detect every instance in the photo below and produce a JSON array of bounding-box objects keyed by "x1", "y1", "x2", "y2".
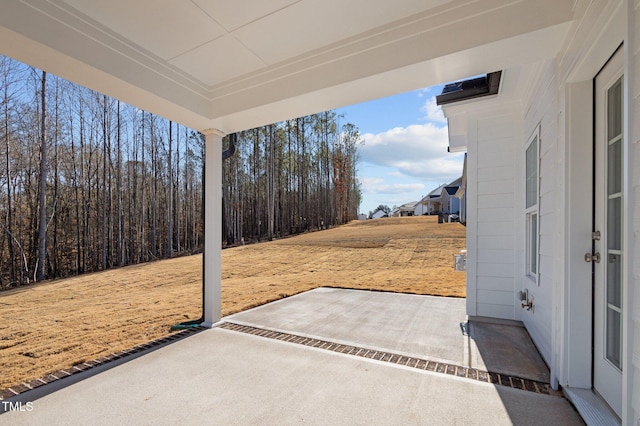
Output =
[{"x1": 0, "y1": 215, "x2": 466, "y2": 389}]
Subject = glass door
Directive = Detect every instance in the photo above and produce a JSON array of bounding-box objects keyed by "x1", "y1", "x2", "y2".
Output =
[{"x1": 592, "y1": 48, "x2": 623, "y2": 418}]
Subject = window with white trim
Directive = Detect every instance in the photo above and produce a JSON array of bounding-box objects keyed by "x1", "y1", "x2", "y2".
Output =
[{"x1": 525, "y1": 128, "x2": 539, "y2": 281}]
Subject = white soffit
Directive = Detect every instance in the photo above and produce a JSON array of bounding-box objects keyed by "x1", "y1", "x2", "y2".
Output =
[
  {"x1": 227, "y1": 0, "x2": 450, "y2": 64},
  {"x1": 192, "y1": 0, "x2": 301, "y2": 32},
  {"x1": 63, "y1": 0, "x2": 226, "y2": 61},
  {"x1": 169, "y1": 36, "x2": 266, "y2": 87},
  {"x1": 211, "y1": 22, "x2": 571, "y2": 133},
  {"x1": 0, "y1": 0, "x2": 575, "y2": 133}
]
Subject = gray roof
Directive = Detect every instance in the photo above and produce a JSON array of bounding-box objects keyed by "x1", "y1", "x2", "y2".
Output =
[{"x1": 444, "y1": 186, "x2": 458, "y2": 196}]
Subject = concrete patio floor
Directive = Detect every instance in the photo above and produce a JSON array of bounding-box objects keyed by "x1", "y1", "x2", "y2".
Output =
[{"x1": 1, "y1": 288, "x2": 583, "y2": 425}]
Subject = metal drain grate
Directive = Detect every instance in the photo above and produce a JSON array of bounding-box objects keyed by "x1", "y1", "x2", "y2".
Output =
[{"x1": 220, "y1": 322, "x2": 560, "y2": 397}]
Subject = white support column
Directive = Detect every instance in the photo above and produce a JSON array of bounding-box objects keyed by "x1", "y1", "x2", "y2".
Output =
[{"x1": 201, "y1": 129, "x2": 223, "y2": 327}]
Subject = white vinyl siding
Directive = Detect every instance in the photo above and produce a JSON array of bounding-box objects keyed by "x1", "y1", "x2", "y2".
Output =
[
  {"x1": 516, "y1": 58, "x2": 559, "y2": 367},
  {"x1": 467, "y1": 112, "x2": 518, "y2": 320}
]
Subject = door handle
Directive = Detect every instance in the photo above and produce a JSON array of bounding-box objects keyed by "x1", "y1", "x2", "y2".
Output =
[{"x1": 585, "y1": 252, "x2": 601, "y2": 263}]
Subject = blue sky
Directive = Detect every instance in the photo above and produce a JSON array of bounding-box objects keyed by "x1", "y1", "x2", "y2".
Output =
[{"x1": 335, "y1": 85, "x2": 465, "y2": 215}]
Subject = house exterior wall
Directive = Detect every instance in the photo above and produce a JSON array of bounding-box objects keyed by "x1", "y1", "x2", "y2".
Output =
[
  {"x1": 427, "y1": 199, "x2": 441, "y2": 214},
  {"x1": 519, "y1": 60, "x2": 558, "y2": 365},
  {"x1": 458, "y1": 154, "x2": 468, "y2": 225},
  {"x1": 557, "y1": 2, "x2": 637, "y2": 422},
  {"x1": 467, "y1": 110, "x2": 519, "y2": 320},
  {"x1": 441, "y1": 191, "x2": 453, "y2": 214},
  {"x1": 529, "y1": 1, "x2": 637, "y2": 420},
  {"x1": 446, "y1": 194, "x2": 460, "y2": 214},
  {"x1": 441, "y1": 192, "x2": 450, "y2": 214},
  {"x1": 442, "y1": 1, "x2": 637, "y2": 420},
  {"x1": 458, "y1": 194, "x2": 466, "y2": 224}
]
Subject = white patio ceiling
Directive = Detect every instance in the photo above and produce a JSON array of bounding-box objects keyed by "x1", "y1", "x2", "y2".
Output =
[{"x1": 0, "y1": 0, "x2": 575, "y2": 133}]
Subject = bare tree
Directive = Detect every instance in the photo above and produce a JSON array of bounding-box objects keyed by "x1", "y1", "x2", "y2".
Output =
[
  {"x1": 116, "y1": 100, "x2": 123, "y2": 266},
  {"x1": 35, "y1": 70, "x2": 47, "y2": 282},
  {"x1": 0, "y1": 53, "x2": 363, "y2": 288},
  {"x1": 167, "y1": 121, "x2": 173, "y2": 257},
  {"x1": 1, "y1": 57, "x2": 17, "y2": 285},
  {"x1": 266, "y1": 124, "x2": 275, "y2": 240}
]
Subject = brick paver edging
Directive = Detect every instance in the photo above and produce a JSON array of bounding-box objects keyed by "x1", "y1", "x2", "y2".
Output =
[
  {"x1": 0, "y1": 327, "x2": 204, "y2": 401},
  {"x1": 220, "y1": 321, "x2": 561, "y2": 397},
  {"x1": 1, "y1": 322, "x2": 561, "y2": 401}
]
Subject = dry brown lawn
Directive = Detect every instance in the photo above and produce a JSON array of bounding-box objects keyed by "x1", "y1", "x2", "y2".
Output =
[{"x1": 0, "y1": 215, "x2": 465, "y2": 389}]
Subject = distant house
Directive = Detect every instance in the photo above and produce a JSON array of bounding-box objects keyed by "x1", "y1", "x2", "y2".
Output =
[
  {"x1": 391, "y1": 202, "x2": 417, "y2": 217},
  {"x1": 440, "y1": 177, "x2": 462, "y2": 215},
  {"x1": 454, "y1": 154, "x2": 467, "y2": 225},
  {"x1": 441, "y1": 186, "x2": 459, "y2": 214},
  {"x1": 418, "y1": 184, "x2": 447, "y2": 215},
  {"x1": 371, "y1": 210, "x2": 387, "y2": 219},
  {"x1": 413, "y1": 201, "x2": 427, "y2": 216},
  {"x1": 418, "y1": 178, "x2": 462, "y2": 215},
  {"x1": 357, "y1": 213, "x2": 367, "y2": 221}
]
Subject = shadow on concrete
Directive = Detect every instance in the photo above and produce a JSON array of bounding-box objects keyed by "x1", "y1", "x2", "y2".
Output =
[{"x1": 468, "y1": 319, "x2": 550, "y2": 383}]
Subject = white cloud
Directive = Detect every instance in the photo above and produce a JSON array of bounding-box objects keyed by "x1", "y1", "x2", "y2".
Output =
[
  {"x1": 421, "y1": 96, "x2": 447, "y2": 124},
  {"x1": 355, "y1": 89, "x2": 461, "y2": 213},
  {"x1": 416, "y1": 88, "x2": 430, "y2": 98},
  {"x1": 358, "y1": 123, "x2": 463, "y2": 182}
]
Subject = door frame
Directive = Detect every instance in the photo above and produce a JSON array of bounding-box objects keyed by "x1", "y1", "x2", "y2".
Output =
[
  {"x1": 592, "y1": 45, "x2": 624, "y2": 417},
  {"x1": 558, "y1": 1, "x2": 629, "y2": 422}
]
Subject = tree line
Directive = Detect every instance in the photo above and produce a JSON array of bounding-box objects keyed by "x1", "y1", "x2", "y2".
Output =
[
  {"x1": 0, "y1": 55, "x2": 362, "y2": 289},
  {"x1": 222, "y1": 115, "x2": 361, "y2": 245}
]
